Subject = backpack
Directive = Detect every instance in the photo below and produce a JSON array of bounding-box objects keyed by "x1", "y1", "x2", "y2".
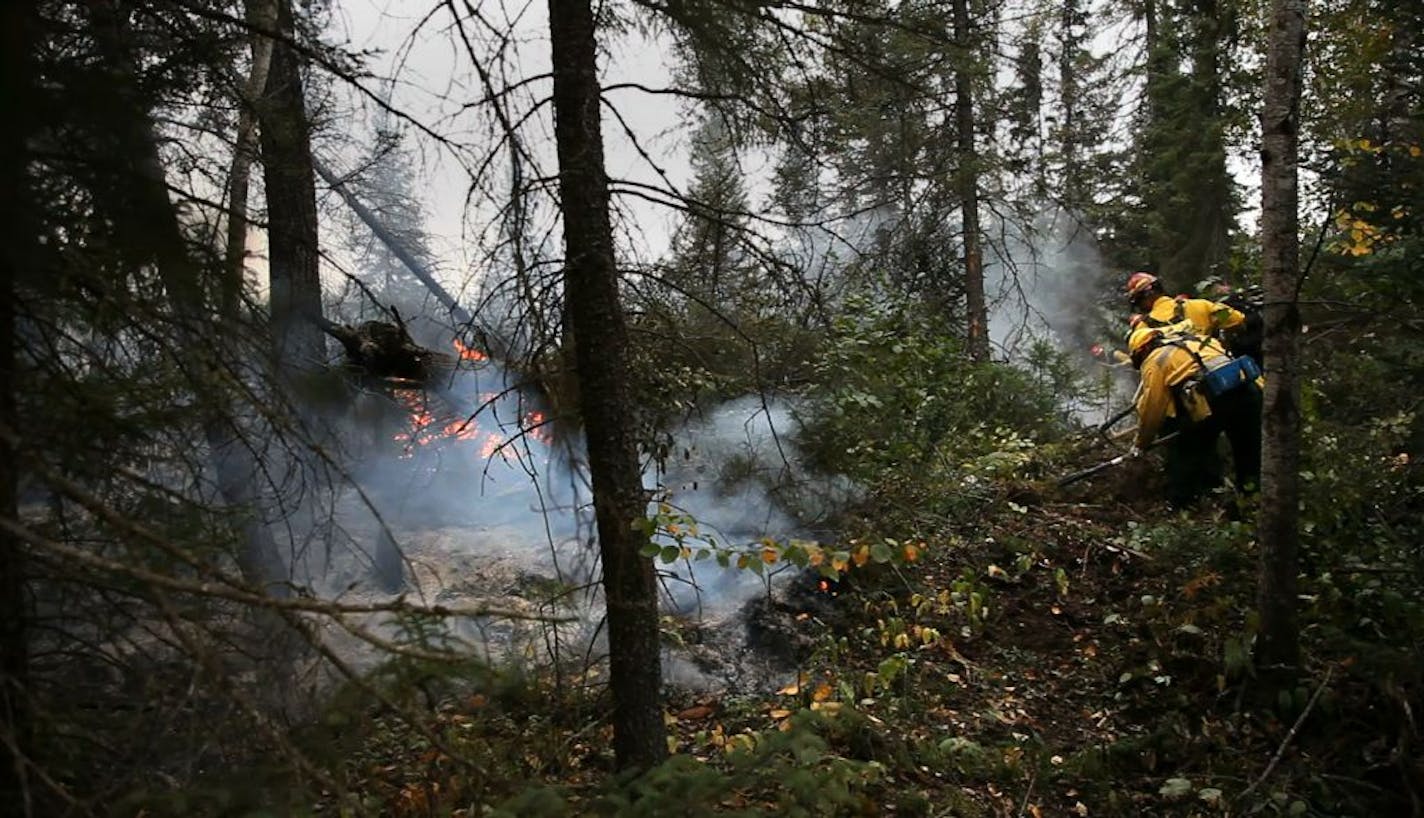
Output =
[
  {"x1": 1142, "y1": 290, "x2": 1264, "y2": 364},
  {"x1": 1161, "y1": 336, "x2": 1262, "y2": 400},
  {"x1": 1139, "y1": 298, "x2": 1199, "y2": 345}
]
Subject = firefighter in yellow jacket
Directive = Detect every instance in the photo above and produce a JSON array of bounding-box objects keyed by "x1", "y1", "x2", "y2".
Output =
[
  {"x1": 1124, "y1": 271, "x2": 1247, "y2": 342},
  {"x1": 1126, "y1": 326, "x2": 1263, "y2": 508}
]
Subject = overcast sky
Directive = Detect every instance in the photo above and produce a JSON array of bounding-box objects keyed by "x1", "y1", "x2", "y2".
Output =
[{"x1": 323, "y1": 0, "x2": 734, "y2": 299}]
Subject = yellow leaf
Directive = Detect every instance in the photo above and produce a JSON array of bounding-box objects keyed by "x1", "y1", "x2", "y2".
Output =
[
  {"x1": 761, "y1": 547, "x2": 778, "y2": 564},
  {"x1": 808, "y1": 548, "x2": 825, "y2": 567},
  {"x1": 812, "y1": 682, "x2": 834, "y2": 702},
  {"x1": 778, "y1": 673, "x2": 808, "y2": 695},
  {"x1": 1411, "y1": 145, "x2": 1422, "y2": 157},
  {"x1": 810, "y1": 701, "x2": 842, "y2": 714},
  {"x1": 903, "y1": 543, "x2": 920, "y2": 562},
  {"x1": 1359, "y1": 138, "x2": 1373, "y2": 150},
  {"x1": 852, "y1": 545, "x2": 871, "y2": 567},
  {"x1": 769, "y1": 708, "x2": 792, "y2": 720}
]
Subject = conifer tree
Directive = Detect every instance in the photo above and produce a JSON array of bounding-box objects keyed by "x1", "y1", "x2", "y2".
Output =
[
  {"x1": 1127, "y1": 0, "x2": 1242, "y2": 284},
  {"x1": 342, "y1": 121, "x2": 437, "y2": 313},
  {"x1": 668, "y1": 112, "x2": 752, "y2": 307},
  {"x1": 548, "y1": 0, "x2": 666, "y2": 771}
]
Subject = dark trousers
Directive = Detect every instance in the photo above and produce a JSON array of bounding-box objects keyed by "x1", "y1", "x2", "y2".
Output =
[{"x1": 1164, "y1": 383, "x2": 1263, "y2": 508}]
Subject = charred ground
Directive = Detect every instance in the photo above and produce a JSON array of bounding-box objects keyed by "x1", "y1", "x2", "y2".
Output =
[{"x1": 291, "y1": 436, "x2": 1420, "y2": 817}]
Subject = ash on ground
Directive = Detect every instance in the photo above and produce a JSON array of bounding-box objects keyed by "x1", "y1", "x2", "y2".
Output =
[{"x1": 664, "y1": 569, "x2": 850, "y2": 694}]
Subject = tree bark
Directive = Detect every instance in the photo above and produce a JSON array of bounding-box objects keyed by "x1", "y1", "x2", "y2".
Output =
[
  {"x1": 1059, "y1": 0, "x2": 1080, "y2": 206},
  {"x1": 89, "y1": 0, "x2": 290, "y2": 594},
  {"x1": 223, "y1": 0, "x2": 278, "y2": 320},
  {"x1": 259, "y1": 0, "x2": 326, "y2": 371},
  {"x1": 546, "y1": 0, "x2": 667, "y2": 771},
  {"x1": 0, "y1": 0, "x2": 37, "y2": 806},
  {"x1": 952, "y1": 0, "x2": 989, "y2": 362},
  {"x1": 1255, "y1": 0, "x2": 1306, "y2": 685}
]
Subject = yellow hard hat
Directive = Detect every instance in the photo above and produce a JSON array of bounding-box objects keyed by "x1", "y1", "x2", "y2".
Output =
[
  {"x1": 1126, "y1": 326, "x2": 1162, "y2": 367},
  {"x1": 1127, "y1": 326, "x2": 1159, "y2": 353}
]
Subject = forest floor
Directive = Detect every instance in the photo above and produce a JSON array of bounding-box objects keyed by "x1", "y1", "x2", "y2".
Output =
[{"x1": 306, "y1": 445, "x2": 1420, "y2": 818}]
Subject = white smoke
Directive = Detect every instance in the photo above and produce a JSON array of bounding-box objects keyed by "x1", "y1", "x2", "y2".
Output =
[
  {"x1": 983, "y1": 210, "x2": 1136, "y2": 424},
  {"x1": 320, "y1": 358, "x2": 848, "y2": 636}
]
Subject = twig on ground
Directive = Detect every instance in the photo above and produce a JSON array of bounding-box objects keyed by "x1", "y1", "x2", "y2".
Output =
[{"x1": 1237, "y1": 665, "x2": 1336, "y2": 804}]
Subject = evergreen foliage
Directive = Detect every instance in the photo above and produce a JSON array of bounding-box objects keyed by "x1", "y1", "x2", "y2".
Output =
[{"x1": 3, "y1": 0, "x2": 1423, "y2": 813}]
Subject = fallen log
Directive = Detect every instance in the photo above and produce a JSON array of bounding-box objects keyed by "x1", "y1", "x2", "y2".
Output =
[{"x1": 321, "y1": 314, "x2": 451, "y2": 385}]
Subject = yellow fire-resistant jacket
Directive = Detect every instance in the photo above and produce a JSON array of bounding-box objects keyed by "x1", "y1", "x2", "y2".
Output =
[
  {"x1": 1144, "y1": 295, "x2": 1246, "y2": 338},
  {"x1": 1133, "y1": 337, "x2": 1233, "y2": 448}
]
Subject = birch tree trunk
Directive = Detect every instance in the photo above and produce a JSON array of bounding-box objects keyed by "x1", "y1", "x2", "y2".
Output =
[
  {"x1": 1255, "y1": 0, "x2": 1307, "y2": 684},
  {"x1": 546, "y1": 0, "x2": 667, "y2": 771}
]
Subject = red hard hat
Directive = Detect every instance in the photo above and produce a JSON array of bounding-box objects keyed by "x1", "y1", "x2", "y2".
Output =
[{"x1": 1124, "y1": 272, "x2": 1159, "y2": 298}]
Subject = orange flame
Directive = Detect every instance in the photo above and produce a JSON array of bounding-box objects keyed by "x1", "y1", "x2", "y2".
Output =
[
  {"x1": 453, "y1": 337, "x2": 487, "y2": 362},
  {"x1": 391, "y1": 388, "x2": 554, "y2": 462},
  {"x1": 392, "y1": 389, "x2": 480, "y2": 457},
  {"x1": 522, "y1": 410, "x2": 553, "y2": 444}
]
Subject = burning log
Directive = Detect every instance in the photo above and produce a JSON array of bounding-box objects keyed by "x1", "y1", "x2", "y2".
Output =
[{"x1": 320, "y1": 313, "x2": 457, "y2": 387}]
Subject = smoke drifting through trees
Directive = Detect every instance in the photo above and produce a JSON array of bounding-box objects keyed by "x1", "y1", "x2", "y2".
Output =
[{"x1": 15, "y1": 0, "x2": 1408, "y2": 808}]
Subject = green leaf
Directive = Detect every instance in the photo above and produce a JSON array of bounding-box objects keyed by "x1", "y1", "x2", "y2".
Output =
[
  {"x1": 639, "y1": 542, "x2": 661, "y2": 558},
  {"x1": 1158, "y1": 778, "x2": 1192, "y2": 799},
  {"x1": 870, "y1": 543, "x2": 895, "y2": 564},
  {"x1": 659, "y1": 545, "x2": 681, "y2": 564}
]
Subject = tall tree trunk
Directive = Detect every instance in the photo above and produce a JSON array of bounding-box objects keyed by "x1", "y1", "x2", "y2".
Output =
[
  {"x1": 546, "y1": 0, "x2": 666, "y2": 771},
  {"x1": 1185, "y1": 0, "x2": 1232, "y2": 277},
  {"x1": 0, "y1": 0, "x2": 37, "y2": 805},
  {"x1": 1255, "y1": 0, "x2": 1306, "y2": 686},
  {"x1": 89, "y1": 0, "x2": 290, "y2": 594},
  {"x1": 1059, "y1": 0, "x2": 1081, "y2": 207},
  {"x1": 952, "y1": 0, "x2": 989, "y2": 362},
  {"x1": 259, "y1": 0, "x2": 325, "y2": 371},
  {"x1": 223, "y1": 0, "x2": 278, "y2": 319}
]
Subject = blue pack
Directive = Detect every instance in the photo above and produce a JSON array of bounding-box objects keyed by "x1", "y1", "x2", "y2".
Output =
[{"x1": 1200, "y1": 355, "x2": 1261, "y2": 396}]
